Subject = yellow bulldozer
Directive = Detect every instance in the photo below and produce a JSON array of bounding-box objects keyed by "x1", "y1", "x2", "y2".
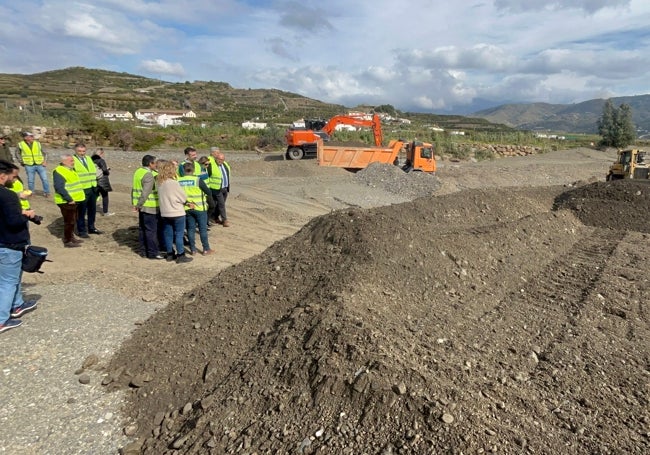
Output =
[{"x1": 606, "y1": 149, "x2": 649, "y2": 180}]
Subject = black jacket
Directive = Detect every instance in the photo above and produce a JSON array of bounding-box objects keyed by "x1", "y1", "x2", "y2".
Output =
[
  {"x1": 91, "y1": 155, "x2": 112, "y2": 192},
  {"x1": 0, "y1": 186, "x2": 30, "y2": 248}
]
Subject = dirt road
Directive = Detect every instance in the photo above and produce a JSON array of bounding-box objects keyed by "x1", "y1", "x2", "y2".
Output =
[{"x1": 3, "y1": 146, "x2": 648, "y2": 454}]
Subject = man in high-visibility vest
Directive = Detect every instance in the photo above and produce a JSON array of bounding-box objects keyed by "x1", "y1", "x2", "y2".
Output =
[
  {"x1": 132, "y1": 154, "x2": 164, "y2": 260},
  {"x1": 178, "y1": 146, "x2": 202, "y2": 177},
  {"x1": 72, "y1": 142, "x2": 101, "y2": 238},
  {"x1": 52, "y1": 154, "x2": 86, "y2": 247},
  {"x1": 16, "y1": 132, "x2": 51, "y2": 198},
  {"x1": 178, "y1": 162, "x2": 215, "y2": 255},
  {"x1": 207, "y1": 147, "x2": 231, "y2": 227}
]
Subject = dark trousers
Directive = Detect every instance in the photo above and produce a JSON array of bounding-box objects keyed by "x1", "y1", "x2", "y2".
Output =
[
  {"x1": 98, "y1": 187, "x2": 109, "y2": 213},
  {"x1": 211, "y1": 188, "x2": 228, "y2": 222},
  {"x1": 76, "y1": 187, "x2": 98, "y2": 234},
  {"x1": 58, "y1": 203, "x2": 78, "y2": 243},
  {"x1": 138, "y1": 211, "x2": 160, "y2": 258}
]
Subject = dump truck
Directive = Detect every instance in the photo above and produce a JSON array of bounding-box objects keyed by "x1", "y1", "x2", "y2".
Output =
[
  {"x1": 317, "y1": 139, "x2": 436, "y2": 173},
  {"x1": 606, "y1": 149, "x2": 649, "y2": 180},
  {"x1": 285, "y1": 113, "x2": 383, "y2": 160}
]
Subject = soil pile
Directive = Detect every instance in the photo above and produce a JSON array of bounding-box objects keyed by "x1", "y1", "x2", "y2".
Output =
[
  {"x1": 355, "y1": 163, "x2": 441, "y2": 199},
  {"x1": 109, "y1": 181, "x2": 649, "y2": 454}
]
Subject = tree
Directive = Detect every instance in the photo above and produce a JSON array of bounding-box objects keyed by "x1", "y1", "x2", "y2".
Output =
[{"x1": 598, "y1": 100, "x2": 636, "y2": 147}]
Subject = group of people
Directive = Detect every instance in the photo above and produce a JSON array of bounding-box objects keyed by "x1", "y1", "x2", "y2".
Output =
[
  {"x1": 0, "y1": 131, "x2": 232, "y2": 333},
  {"x1": 133, "y1": 146, "x2": 231, "y2": 263}
]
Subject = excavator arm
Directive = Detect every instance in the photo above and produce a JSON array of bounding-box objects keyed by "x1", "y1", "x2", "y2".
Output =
[{"x1": 322, "y1": 114, "x2": 383, "y2": 146}]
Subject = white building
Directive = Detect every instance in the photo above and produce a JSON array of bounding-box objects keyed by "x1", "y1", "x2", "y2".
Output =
[
  {"x1": 242, "y1": 121, "x2": 267, "y2": 130},
  {"x1": 100, "y1": 111, "x2": 133, "y2": 121}
]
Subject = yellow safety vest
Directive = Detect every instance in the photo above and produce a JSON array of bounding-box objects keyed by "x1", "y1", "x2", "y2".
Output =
[
  {"x1": 132, "y1": 167, "x2": 159, "y2": 208},
  {"x1": 53, "y1": 165, "x2": 85, "y2": 204},
  {"x1": 73, "y1": 155, "x2": 97, "y2": 189},
  {"x1": 177, "y1": 175, "x2": 205, "y2": 211},
  {"x1": 207, "y1": 157, "x2": 231, "y2": 190},
  {"x1": 12, "y1": 179, "x2": 31, "y2": 210},
  {"x1": 179, "y1": 160, "x2": 202, "y2": 177},
  {"x1": 18, "y1": 140, "x2": 45, "y2": 165}
]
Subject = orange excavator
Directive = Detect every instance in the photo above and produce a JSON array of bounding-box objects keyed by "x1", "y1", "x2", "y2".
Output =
[{"x1": 285, "y1": 113, "x2": 383, "y2": 160}]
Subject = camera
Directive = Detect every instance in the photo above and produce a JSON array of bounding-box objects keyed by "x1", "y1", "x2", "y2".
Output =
[{"x1": 29, "y1": 215, "x2": 43, "y2": 225}]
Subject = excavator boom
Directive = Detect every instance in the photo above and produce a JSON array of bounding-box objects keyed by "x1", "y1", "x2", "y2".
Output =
[{"x1": 285, "y1": 113, "x2": 383, "y2": 160}]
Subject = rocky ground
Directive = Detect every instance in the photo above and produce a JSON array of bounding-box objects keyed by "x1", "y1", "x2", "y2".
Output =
[{"x1": 1, "y1": 146, "x2": 648, "y2": 454}]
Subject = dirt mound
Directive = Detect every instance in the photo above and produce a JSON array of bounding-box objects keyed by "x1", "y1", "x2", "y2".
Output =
[
  {"x1": 109, "y1": 184, "x2": 649, "y2": 454},
  {"x1": 554, "y1": 179, "x2": 650, "y2": 232},
  {"x1": 355, "y1": 162, "x2": 441, "y2": 199}
]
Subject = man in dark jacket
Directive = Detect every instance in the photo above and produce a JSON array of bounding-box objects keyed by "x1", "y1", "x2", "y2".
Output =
[
  {"x1": 0, "y1": 159, "x2": 38, "y2": 333},
  {"x1": 0, "y1": 135, "x2": 12, "y2": 163}
]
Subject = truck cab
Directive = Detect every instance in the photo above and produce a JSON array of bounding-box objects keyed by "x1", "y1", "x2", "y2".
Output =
[{"x1": 402, "y1": 141, "x2": 437, "y2": 174}]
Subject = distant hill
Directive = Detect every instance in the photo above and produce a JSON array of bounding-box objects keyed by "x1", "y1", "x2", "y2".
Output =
[
  {"x1": 473, "y1": 95, "x2": 650, "y2": 136},
  {"x1": 0, "y1": 67, "x2": 509, "y2": 133}
]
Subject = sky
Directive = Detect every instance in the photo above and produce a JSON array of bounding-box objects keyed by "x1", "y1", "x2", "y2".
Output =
[{"x1": 1, "y1": 0, "x2": 649, "y2": 114}]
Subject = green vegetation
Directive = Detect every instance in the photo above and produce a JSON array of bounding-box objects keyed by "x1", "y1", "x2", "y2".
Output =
[
  {"x1": 597, "y1": 100, "x2": 636, "y2": 148},
  {"x1": 0, "y1": 67, "x2": 608, "y2": 152}
]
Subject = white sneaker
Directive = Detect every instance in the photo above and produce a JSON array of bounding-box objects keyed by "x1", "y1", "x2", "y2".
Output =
[{"x1": 102, "y1": 212, "x2": 115, "y2": 216}]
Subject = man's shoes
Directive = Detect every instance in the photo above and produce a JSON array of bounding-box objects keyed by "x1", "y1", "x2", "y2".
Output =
[
  {"x1": 148, "y1": 254, "x2": 165, "y2": 260},
  {"x1": 207, "y1": 221, "x2": 214, "y2": 227},
  {"x1": 64, "y1": 242, "x2": 81, "y2": 248},
  {"x1": 89, "y1": 229, "x2": 103, "y2": 234},
  {"x1": 10, "y1": 301, "x2": 38, "y2": 318},
  {"x1": 0, "y1": 319, "x2": 22, "y2": 333},
  {"x1": 176, "y1": 254, "x2": 193, "y2": 264},
  {"x1": 78, "y1": 233, "x2": 90, "y2": 239},
  {"x1": 222, "y1": 220, "x2": 231, "y2": 227},
  {"x1": 102, "y1": 212, "x2": 115, "y2": 217},
  {"x1": 166, "y1": 253, "x2": 177, "y2": 262},
  {"x1": 43, "y1": 193, "x2": 50, "y2": 198},
  {"x1": 203, "y1": 249, "x2": 215, "y2": 255},
  {"x1": 215, "y1": 219, "x2": 223, "y2": 225},
  {"x1": 70, "y1": 237, "x2": 84, "y2": 244},
  {"x1": 189, "y1": 250, "x2": 197, "y2": 256}
]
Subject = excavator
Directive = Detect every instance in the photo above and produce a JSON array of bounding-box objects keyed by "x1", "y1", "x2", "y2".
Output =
[
  {"x1": 606, "y1": 149, "x2": 649, "y2": 180},
  {"x1": 285, "y1": 113, "x2": 383, "y2": 160}
]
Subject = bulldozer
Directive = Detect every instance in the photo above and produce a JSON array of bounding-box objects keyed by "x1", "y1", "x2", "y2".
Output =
[{"x1": 606, "y1": 149, "x2": 649, "y2": 180}]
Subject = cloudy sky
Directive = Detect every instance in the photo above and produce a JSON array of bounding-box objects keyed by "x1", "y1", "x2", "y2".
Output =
[{"x1": 1, "y1": 0, "x2": 648, "y2": 113}]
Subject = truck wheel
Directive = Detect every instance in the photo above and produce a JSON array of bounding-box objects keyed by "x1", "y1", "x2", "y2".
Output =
[
  {"x1": 606, "y1": 173, "x2": 612, "y2": 181},
  {"x1": 286, "y1": 147, "x2": 304, "y2": 160}
]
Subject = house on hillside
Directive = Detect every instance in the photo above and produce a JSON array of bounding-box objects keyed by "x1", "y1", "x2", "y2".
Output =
[
  {"x1": 242, "y1": 121, "x2": 267, "y2": 130},
  {"x1": 99, "y1": 111, "x2": 133, "y2": 121},
  {"x1": 135, "y1": 109, "x2": 196, "y2": 127}
]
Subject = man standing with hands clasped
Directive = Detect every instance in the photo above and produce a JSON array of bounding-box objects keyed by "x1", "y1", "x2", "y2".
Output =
[
  {"x1": 73, "y1": 143, "x2": 102, "y2": 238},
  {"x1": 53, "y1": 154, "x2": 86, "y2": 247},
  {"x1": 16, "y1": 131, "x2": 51, "y2": 197},
  {"x1": 207, "y1": 147, "x2": 231, "y2": 227}
]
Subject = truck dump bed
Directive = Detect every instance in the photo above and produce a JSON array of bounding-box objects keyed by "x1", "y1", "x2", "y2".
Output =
[{"x1": 317, "y1": 140, "x2": 403, "y2": 170}]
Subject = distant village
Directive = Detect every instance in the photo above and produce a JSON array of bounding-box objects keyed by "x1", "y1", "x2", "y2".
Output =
[{"x1": 98, "y1": 109, "x2": 462, "y2": 133}]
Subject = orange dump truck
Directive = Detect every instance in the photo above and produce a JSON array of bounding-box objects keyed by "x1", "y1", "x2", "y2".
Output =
[{"x1": 317, "y1": 139, "x2": 436, "y2": 173}]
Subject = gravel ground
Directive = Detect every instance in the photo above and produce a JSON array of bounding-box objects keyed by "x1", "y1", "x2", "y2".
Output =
[{"x1": 0, "y1": 283, "x2": 162, "y2": 455}]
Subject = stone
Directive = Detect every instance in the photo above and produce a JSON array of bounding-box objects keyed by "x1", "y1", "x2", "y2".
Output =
[{"x1": 78, "y1": 373, "x2": 91, "y2": 385}]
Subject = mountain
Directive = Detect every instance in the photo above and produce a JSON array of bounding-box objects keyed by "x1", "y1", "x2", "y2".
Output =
[
  {"x1": 0, "y1": 67, "x2": 509, "y2": 133},
  {"x1": 472, "y1": 95, "x2": 650, "y2": 136}
]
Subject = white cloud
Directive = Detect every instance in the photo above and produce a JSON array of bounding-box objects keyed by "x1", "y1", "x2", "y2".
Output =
[
  {"x1": 0, "y1": 0, "x2": 649, "y2": 112},
  {"x1": 139, "y1": 59, "x2": 186, "y2": 77}
]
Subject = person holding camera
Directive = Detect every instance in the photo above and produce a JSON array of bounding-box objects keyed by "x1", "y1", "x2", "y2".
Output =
[
  {"x1": 53, "y1": 154, "x2": 86, "y2": 247},
  {"x1": 0, "y1": 159, "x2": 38, "y2": 334}
]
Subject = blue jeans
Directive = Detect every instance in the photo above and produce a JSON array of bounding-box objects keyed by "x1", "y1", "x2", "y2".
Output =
[
  {"x1": 25, "y1": 164, "x2": 51, "y2": 195},
  {"x1": 185, "y1": 210, "x2": 210, "y2": 252},
  {"x1": 162, "y1": 216, "x2": 186, "y2": 256},
  {"x1": 0, "y1": 248, "x2": 25, "y2": 324}
]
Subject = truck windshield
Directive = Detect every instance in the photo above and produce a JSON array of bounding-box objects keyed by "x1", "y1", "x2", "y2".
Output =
[{"x1": 420, "y1": 147, "x2": 433, "y2": 159}]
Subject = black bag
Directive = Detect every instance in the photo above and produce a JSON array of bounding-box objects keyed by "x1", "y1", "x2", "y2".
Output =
[{"x1": 22, "y1": 245, "x2": 49, "y2": 273}]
